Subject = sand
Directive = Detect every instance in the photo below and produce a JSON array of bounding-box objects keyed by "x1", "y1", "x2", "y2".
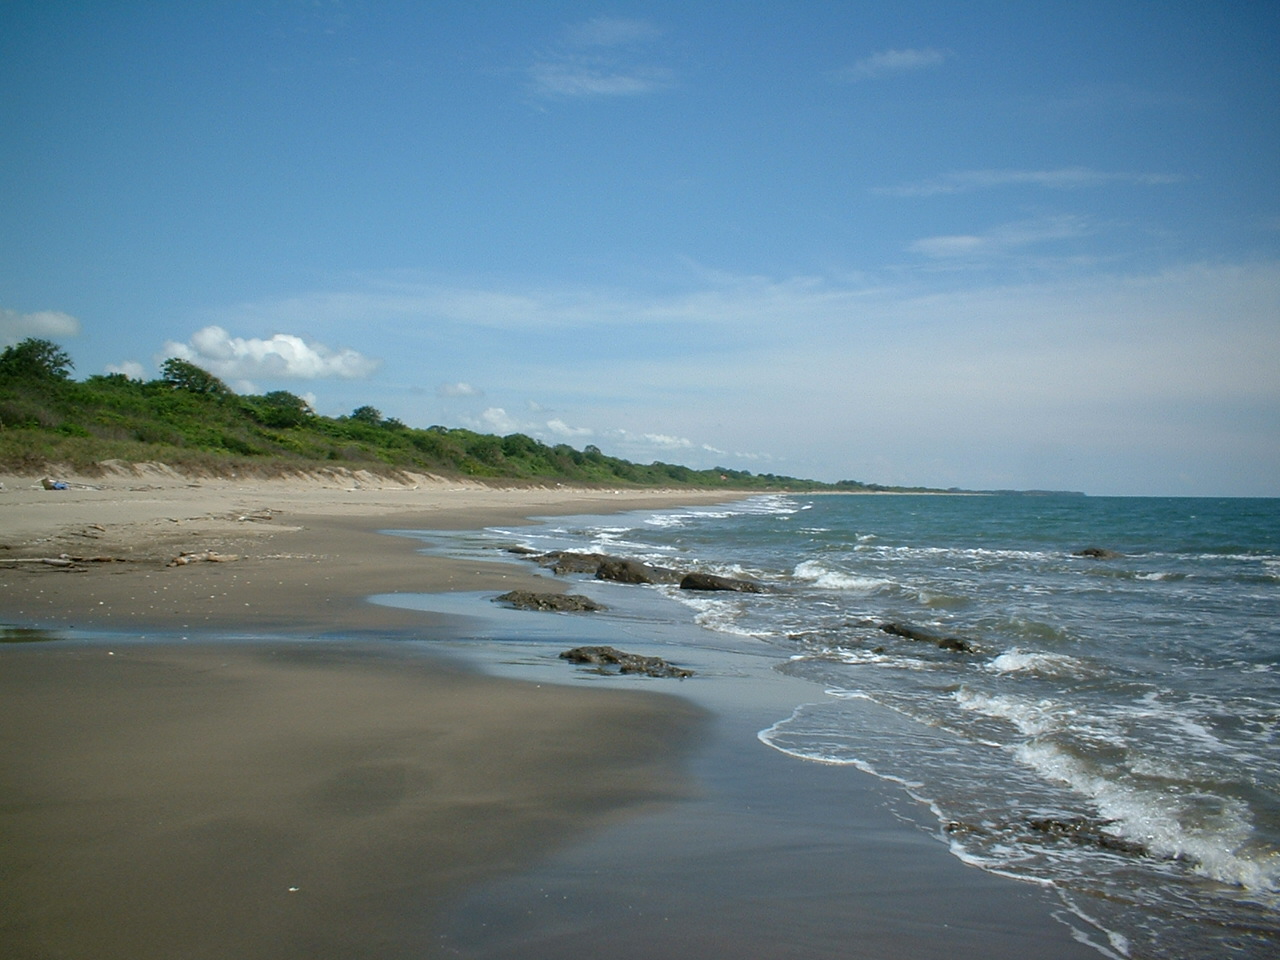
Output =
[
  {"x1": 0, "y1": 464, "x2": 738, "y2": 633},
  {"x1": 0, "y1": 466, "x2": 1102, "y2": 959}
]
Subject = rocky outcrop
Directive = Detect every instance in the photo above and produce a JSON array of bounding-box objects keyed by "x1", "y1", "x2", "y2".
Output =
[
  {"x1": 595, "y1": 557, "x2": 681, "y2": 584},
  {"x1": 533, "y1": 551, "x2": 611, "y2": 575},
  {"x1": 879, "y1": 621, "x2": 974, "y2": 653},
  {"x1": 559, "y1": 645, "x2": 693, "y2": 678},
  {"x1": 679, "y1": 571, "x2": 765, "y2": 593},
  {"x1": 493, "y1": 590, "x2": 604, "y2": 612}
]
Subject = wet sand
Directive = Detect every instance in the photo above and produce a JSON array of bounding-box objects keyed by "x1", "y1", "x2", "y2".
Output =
[{"x1": 0, "y1": 642, "x2": 704, "y2": 960}]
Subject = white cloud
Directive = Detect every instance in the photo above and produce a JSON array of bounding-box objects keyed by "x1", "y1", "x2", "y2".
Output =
[
  {"x1": 878, "y1": 167, "x2": 1184, "y2": 197},
  {"x1": 105, "y1": 360, "x2": 146, "y2": 380},
  {"x1": 161, "y1": 325, "x2": 378, "y2": 381},
  {"x1": 838, "y1": 47, "x2": 947, "y2": 80},
  {"x1": 910, "y1": 215, "x2": 1091, "y2": 259},
  {"x1": 0, "y1": 307, "x2": 81, "y2": 347},
  {"x1": 479, "y1": 407, "x2": 520, "y2": 433},
  {"x1": 641, "y1": 433, "x2": 693, "y2": 449},
  {"x1": 528, "y1": 17, "x2": 673, "y2": 99},
  {"x1": 528, "y1": 62, "x2": 672, "y2": 98},
  {"x1": 469, "y1": 407, "x2": 594, "y2": 440},
  {"x1": 546, "y1": 418, "x2": 593, "y2": 438},
  {"x1": 437, "y1": 381, "x2": 481, "y2": 397}
]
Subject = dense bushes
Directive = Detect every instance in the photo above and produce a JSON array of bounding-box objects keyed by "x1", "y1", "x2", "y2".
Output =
[{"x1": 0, "y1": 338, "x2": 830, "y2": 488}]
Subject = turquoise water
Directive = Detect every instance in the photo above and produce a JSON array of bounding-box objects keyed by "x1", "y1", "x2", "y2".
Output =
[{"x1": 405, "y1": 493, "x2": 1280, "y2": 959}]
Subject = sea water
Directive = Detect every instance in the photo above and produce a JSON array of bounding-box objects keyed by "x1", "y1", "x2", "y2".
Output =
[{"x1": 400, "y1": 493, "x2": 1280, "y2": 959}]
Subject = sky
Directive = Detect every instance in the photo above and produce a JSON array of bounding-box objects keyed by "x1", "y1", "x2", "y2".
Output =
[{"x1": 2, "y1": 1, "x2": 1277, "y2": 497}]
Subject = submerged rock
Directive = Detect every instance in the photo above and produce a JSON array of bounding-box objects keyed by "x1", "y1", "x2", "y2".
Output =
[
  {"x1": 679, "y1": 572, "x2": 765, "y2": 593},
  {"x1": 1027, "y1": 817, "x2": 1149, "y2": 856},
  {"x1": 493, "y1": 590, "x2": 604, "y2": 612},
  {"x1": 1072, "y1": 547, "x2": 1124, "y2": 559},
  {"x1": 559, "y1": 645, "x2": 693, "y2": 678},
  {"x1": 879, "y1": 621, "x2": 975, "y2": 653}
]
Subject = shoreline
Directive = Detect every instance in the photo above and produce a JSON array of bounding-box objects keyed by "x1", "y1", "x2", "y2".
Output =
[
  {"x1": 0, "y1": 467, "x2": 743, "y2": 634},
  {"x1": 0, "y1": 470, "x2": 1100, "y2": 959}
]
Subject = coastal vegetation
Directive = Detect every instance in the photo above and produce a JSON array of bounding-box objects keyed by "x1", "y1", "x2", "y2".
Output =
[
  {"x1": 0, "y1": 339, "x2": 1083, "y2": 493},
  {"x1": 1, "y1": 338, "x2": 850, "y2": 489}
]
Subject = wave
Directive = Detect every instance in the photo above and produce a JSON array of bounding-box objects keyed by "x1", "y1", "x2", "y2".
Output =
[
  {"x1": 986, "y1": 649, "x2": 1092, "y2": 678},
  {"x1": 792, "y1": 560, "x2": 893, "y2": 593}
]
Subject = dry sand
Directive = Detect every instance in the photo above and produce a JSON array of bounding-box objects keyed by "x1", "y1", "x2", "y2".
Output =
[{"x1": 0, "y1": 463, "x2": 739, "y2": 633}]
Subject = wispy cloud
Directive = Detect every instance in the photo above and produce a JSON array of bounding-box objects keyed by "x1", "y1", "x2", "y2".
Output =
[
  {"x1": 910, "y1": 215, "x2": 1092, "y2": 259},
  {"x1": 563, "y1": 16, "x2": 662, "y2": 48},
  {"x1": 161, "y1": 325, "x2": 379, "y2": 383},
  {"x1": 528, "y1": 16, "x2": 673, "y2": 100},
  {"x1": 878, "y1": 167, "x2": 1184, "y2": 197},
  {"x1": 437, "y1": 381, "x2": 481, "y2": 398},
  {"x1": 835, "y1": 47, "x2": 947, "y2": 81},
  {"x1": 0, "y1": 307, "x2": 80, "y2": 347}
]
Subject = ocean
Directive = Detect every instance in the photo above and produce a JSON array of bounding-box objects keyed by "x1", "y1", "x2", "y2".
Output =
[{"x1": 391, "y1": 493, "x2": 1280, "y2": 959}]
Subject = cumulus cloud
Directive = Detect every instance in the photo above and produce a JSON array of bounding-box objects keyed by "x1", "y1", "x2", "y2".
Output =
[
  {"x1": 877, "y1": 167, "x2": 1184, "y2": 197},
  {"x1": 0, "y1": 307, "x2": 81, "y2": 347},
  {"x1": 837, "y1": 47, "x2": 947, "y2": 80},
  {"x1": 161, "y1": 325, "x2": 378, "y2": 381},
  {"x1": 546, "y1": 418, "x2": 594, "y2": 438},
  {"x1": 105, "y1": 360, "x2": 147, "y2": 380},
  {"x1": 437, "y1": 381, "x2": 482, "y2": 397},
  {"x1": 528, "y1": 16, "x2": 673, "y2": 99},
  {"x1": 472, "y1": 406, "x2": 596, "y2": 440}
]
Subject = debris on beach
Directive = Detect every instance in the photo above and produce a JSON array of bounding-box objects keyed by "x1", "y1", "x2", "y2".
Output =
[
  {"x1": 559, "y1": 645, "x2": 693, "y2": 678},
  {"x1": 167, "y1": 550, "x2": 241, "y2": 567},
  {"x1": 493, "y1": 590, "x2": 604, "y2": 612}
]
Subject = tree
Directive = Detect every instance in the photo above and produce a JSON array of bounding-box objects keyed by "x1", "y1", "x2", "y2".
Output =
[
  {"x1": 349, "y1": 405, "x2": 383, "y2": 425},
  {"x1": 160, "y1": 357, "x2": 231, "y2": 395},
  {"x1": 248, "y1": 390, "x2": 312, "y2": 428},
  {"x1": 0, "y1": 338, "x2": 74, "y2": 381}
]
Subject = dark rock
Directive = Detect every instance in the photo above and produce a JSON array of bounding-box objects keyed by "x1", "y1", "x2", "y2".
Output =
[
  {"x1": 879, "y1": 621, "x2": 975, "y2": 653},
  {"x1": 1073, "y1": 547, "x2": 1124, "y2": 559},
  {"x1": 533, "y1": 551, "x2": 610, "y2": 575},
  {"x1": 679, "y1": 572, "x2": 765, "y2": 593},
  {"x1": 493, "y1": 590, "x2": 604, "y2": 612},
  {"x1": 596, "y1": 558, "x2": 681, "y2": 585},
  {"x1": 559, "y1": 645, "x2": 693, "y2": 678},
  {"x1": 505, "y1": 545, "x2": 541, "y2": 555},
  {"x1": 1028, "y1": 817, "x2": 1149, "y2": 856}
]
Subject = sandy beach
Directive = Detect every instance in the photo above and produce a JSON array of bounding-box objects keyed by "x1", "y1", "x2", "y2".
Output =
[{"x1": 0, "y1": 465, "x2": 1101, "y2": 959}]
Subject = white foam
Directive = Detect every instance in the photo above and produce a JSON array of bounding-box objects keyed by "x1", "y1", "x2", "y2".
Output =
[
  {"x1": 987, "y1": 649, "x2": 1089, "y2": 678},
  {"x1": 954, "y1": 688, "x2": 1066, "y2": 738},
  {"x1": 1013, "y1": 740, "x2": 1278, "y2": 892},
  {"x1": 793, "y1": 560, "x2": 892, "y2": 593}
]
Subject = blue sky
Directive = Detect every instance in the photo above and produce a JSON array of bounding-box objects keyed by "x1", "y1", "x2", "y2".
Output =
[{"x1": 2, "y1": 1, "x2": 1277, "y2": 496}]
